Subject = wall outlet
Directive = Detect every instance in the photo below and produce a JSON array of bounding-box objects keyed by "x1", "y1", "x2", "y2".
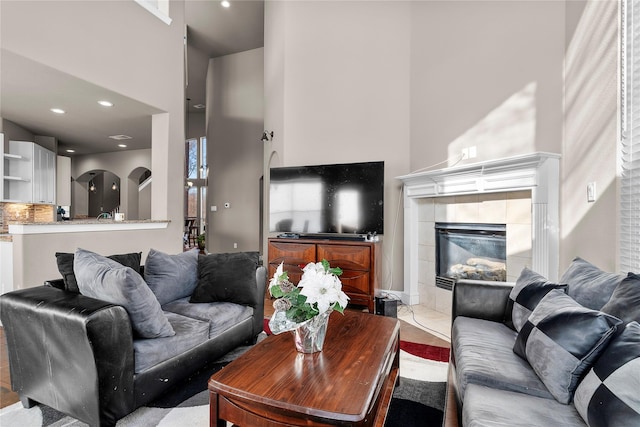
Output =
[
  {"x1": 233, "y1": 242, "x2": 238, "y2": 249},
  {"x1": 469, "y1": 146, "x2": 477, "y2": 158},
  {"x1": 462, "y1": 146, "x2": 477, "y2": 159},
  {"x1": 587, "y1": 182, "x2": 596, "y2": 203}
]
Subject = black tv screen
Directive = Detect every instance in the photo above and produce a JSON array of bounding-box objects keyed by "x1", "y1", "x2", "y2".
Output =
[{"x1": 269, "y1": 161, "x2": 384, "y2": 236}]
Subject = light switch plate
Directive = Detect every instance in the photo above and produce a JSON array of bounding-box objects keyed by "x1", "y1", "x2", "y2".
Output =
[{"x1": 587, "y1": 182, "x2": 596, "y2": 203}]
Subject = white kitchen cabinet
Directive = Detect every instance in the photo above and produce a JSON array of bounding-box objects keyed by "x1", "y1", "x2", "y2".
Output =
[
  {"x1": 33, "y1": 143, "x2": 56, "y2": 204},
  {"x1": 3, "y1": 140, "x2": 56, "y2": 204}
]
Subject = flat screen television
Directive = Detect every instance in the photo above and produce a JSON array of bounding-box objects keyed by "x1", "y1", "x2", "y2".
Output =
[{"x1": 269, "y1": 161, "x2": 384, "y2": 237}]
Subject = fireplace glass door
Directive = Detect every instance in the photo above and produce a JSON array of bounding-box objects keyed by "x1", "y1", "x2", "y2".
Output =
[{"x1": 435, "y1": 223, "x2": 506, "y2": 290}]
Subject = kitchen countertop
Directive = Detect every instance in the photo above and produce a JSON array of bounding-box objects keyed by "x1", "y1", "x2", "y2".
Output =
[
  {"x1": 7, "y1": 219, "x2": 171, "y2": 235},
  {"x1": 8, "y1": 219, "x2": 169, "y2": 225}
]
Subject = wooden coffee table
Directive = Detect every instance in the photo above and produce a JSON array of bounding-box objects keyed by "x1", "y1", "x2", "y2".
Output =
[{"x1": 208, "y1": 310, "x2": 400, "y2": 427}]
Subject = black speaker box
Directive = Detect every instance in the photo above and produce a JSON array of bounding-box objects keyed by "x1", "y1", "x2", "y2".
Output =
[{"x1": 375, "y1": 297, "x2": 398, "y2": 318}]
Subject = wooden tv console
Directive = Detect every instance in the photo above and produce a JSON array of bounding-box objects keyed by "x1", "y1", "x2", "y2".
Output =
[{"x1": 267, "y1": 237, "x2": 381, "y2": 313}]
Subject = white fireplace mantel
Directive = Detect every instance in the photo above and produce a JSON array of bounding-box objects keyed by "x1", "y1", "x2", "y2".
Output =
[{"x1": 396, "y1": 152, "x2": 561, "y2": 305}]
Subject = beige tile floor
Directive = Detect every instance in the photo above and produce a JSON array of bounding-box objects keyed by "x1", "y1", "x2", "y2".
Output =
[{"x1": 397, "y1": 303, "x2": 452, "y2": 343}]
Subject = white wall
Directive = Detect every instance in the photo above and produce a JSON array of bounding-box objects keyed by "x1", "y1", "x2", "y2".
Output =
[
  {"x1": 562, "y1": 0, "x2": 619, "y2": 272},
  {"x1": 264, "y1": 0, "x2": 568, "y2": 291},
  {"x1": 187, "y1": 112, "x2": 206, "y2": 140},
  {"x1": 1, "y1": 0, "x2": 186, "y2": 288},
  {"x1": 206, "y1": 48, "x2": 264, "y2": 254},
  {"x1": 139, "y1": 181, "x2": 152, "y2": 220},
  {"x1": 410, "y1": 1, "x2": 565, "y2": 169},
  {"x1": 1, "y1": 0, "x2": 185, "y2": 240},
  {"x1": 11, "y1": 229, "x2": 171, "y2": 290},
  {"x1": 1, "y1": 119, "x2": 35, "y2": 150}
]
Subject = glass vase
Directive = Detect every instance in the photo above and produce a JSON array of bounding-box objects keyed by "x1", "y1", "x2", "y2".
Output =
[{"x1": 292, "y1": 311, "x2": 331, "y2": 353}]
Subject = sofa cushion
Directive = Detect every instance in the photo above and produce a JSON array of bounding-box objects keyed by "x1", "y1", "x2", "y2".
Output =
[
  {"x1": 163, "y1": 297, "x2": 253, "y2": 338},
  {"x1": 74, "y1": 248, "x2": 175, "y2": 338},
  {"x1": 601, "y1": 272, "x2": 640, "y2": 324},
  {"x1": 132, "y1": 311, "x2": 209, "y2": 373},
  {"x1": 452, "y1": 316, "x2": 553, "y2": 400},
  {"x1": 506, "y1": 267, "x2": 567, "y2": 332},
  {"x1": 560, "y1": 257, "x2": 625, "y2": 310},
  {"x1": 190, "y1": 251, "x2": 259, "y2": 307},
  {"x1": 462, "y1": 384, "x2": 586, "y2": 427},
  {"x1": 574, "y1": 321, "x2": 640, "y2": 427},
  {"x1": 144, "y1": 248, "x2": 199, "y2": 306},
  {"x1": 56, "y1": 251, "x2": 142, "y2": 293},
  {"x1": 513, "y1": 290, "x2": 622, "y2": 404}
]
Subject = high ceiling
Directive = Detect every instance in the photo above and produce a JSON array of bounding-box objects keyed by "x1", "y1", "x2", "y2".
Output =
[
  {"x1": 0, "y1": 0, "x2": 264, "y2": 156},
  {"x1": 185, "y1": 0, "x2": 264, "y2": 113}
]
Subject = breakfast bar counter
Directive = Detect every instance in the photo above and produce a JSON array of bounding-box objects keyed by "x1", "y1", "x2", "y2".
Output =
[{"x1": 7, "y1": 219, "x2": 170, "y2": 235}]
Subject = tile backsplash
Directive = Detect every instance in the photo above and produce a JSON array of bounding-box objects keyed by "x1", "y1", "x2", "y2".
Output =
[{"x1": 0, "y1": 202, "x2": 55, "y2": 233}]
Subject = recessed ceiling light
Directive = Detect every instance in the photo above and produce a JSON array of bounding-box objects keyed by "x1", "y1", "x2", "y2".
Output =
[
  {"x1": 98, "y1": 100, "x2": 113, "y2": 107},
  {"x1": 50, "y1": 108, "x2": 65, "y2": 114},
  {"x1": 221, "y1": 0, "x2": 230, "y2": 8},
  {"x1": 118, "y1": 144, "x2": 127, "y2": 148},
  {"x1": 193, "y1": 104, "x2": 206, "y2": 109},
  {"x1": 108, "y1": 135, "x2": 132, "y2": 140},
  {"x1": 66, "y1": 149, "x2": 75, "y2": 153}
]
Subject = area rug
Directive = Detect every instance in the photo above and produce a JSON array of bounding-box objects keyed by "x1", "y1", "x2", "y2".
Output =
[{"x1": 0, "y1": 332, "x2": 449, "y2": 427}]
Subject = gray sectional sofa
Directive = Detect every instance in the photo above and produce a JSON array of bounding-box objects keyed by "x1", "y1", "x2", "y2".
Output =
[
  {"x1": 0, "y1": 248, "x2": 266, "y2": 427},
  {"x1": 446, "y1": 258, "x2": 640, "y2": 427}
]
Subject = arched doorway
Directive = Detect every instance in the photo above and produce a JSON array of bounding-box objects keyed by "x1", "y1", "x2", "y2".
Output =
[
  {"x1": 128, "y1": 167, "x2": 152, "y2": 220},
  {"x1": 76, "y1": 170, "x2": 121, "y2": 218}
]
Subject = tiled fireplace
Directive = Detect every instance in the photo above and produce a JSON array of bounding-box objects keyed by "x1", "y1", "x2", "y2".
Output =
[{"x1": 397, "y1": 153, "x2": 560, "y2": 315}]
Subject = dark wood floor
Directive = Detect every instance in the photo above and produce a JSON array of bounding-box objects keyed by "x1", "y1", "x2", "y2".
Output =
[
  {"x1": 0, "y1": 328, "x2": 18, "y2": 409},
  {"x1": 0, "y1": 297, "x2": 450, "y2": 410}
]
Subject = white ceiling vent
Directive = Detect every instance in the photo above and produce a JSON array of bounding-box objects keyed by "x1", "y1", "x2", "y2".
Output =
[{"x1": 108, "y1": 135, "x2": 133, "y2": 140}]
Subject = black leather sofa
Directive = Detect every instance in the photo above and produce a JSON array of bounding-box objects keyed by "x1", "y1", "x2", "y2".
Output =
[{"x1": 0, "y1": 265, "x2": 266, "y2": 426}]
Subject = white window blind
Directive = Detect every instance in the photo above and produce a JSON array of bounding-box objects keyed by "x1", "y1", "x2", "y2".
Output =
[{"x1": 622, "y1": 0, "x2": 640, "y2": 272}]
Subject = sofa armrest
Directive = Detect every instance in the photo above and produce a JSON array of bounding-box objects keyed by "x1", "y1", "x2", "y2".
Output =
[
  {"x1": 253, "y1": 266, "x2": 267, "y2": 336},
  {"x1": 44, "y1": 278, "x2": 66, "y2": 290},
  {"x1": 0, "y1": 286, "x2": 135, "y2": 426},
  {"x1": 452, "y1": 279, "x2": 514, "y2": 324}
]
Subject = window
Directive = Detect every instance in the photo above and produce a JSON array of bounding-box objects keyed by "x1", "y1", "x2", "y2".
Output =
[
  {"x1": 621, "y1": 0, "x2": 640, "y2": 272},
  {"x1": 185, "y1": 137, "x2": 207, "y2": 238},
  {"x1": 135, "y1": 0, "x2": 172, "y2": 25}
]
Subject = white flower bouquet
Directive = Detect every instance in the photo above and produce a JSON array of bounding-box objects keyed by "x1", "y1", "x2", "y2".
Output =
[{"x1": 268, "y1": 259, "x2": 349, "y2": 349}]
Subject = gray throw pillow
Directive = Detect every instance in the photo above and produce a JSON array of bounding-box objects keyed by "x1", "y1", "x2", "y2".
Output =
[
  {"x1": 513, "y1": 290, "x2": 622, "y2": 404},
  {"x1": 560, "y1": 257, "x2": 625, "y2": 310},
  {"x1": 190, "y1": 251, "x2": 259, "y2": 307},
  {"x1": 601, "y1": 272, "x2": 640, "y2": 324},
  {"x1": 144, "y1": 248, "x2": 199, "y2": 306},
  {"x1": 55, "y1": 251, "x2": 142, "y2": 293},
  {"x1": 574, "y1": 321, "x2": 640, "y2": 427},
  {"x1": 506, "y1": 267, "x2": 568, "y2": 332},
  {"x1": 74, "y1": 248, "x2": 174, "y2": 338}
]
